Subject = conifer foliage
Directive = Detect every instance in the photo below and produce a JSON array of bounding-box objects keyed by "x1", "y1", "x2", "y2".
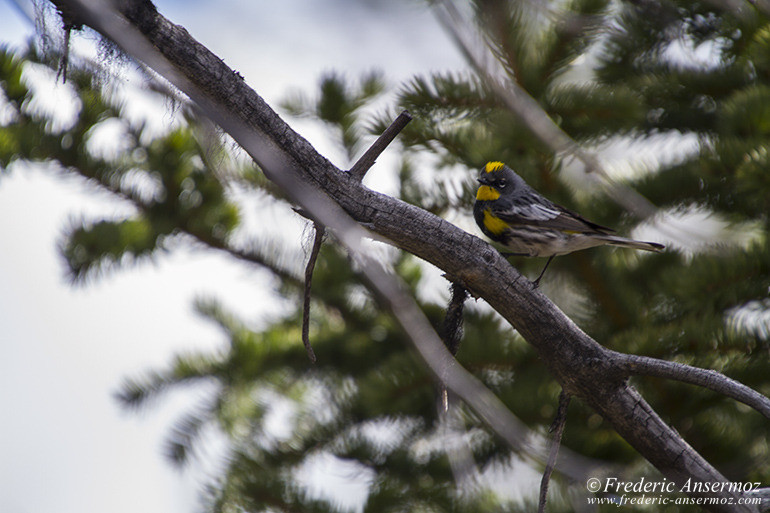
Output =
[{"x1": 2, "y1": 0, "x2": 770, "y2": 511}]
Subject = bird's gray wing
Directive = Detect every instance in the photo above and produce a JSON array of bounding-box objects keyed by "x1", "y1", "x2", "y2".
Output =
[{"x1": 492, "y1": 195, "x2": 615, "y2": 233}]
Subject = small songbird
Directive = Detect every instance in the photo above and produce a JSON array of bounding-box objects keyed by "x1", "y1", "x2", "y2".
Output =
[{"x1": 473, "y1": 161, "x2": 664, "y2": 287}]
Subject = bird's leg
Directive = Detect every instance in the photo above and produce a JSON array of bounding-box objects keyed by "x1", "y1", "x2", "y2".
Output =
[{"x1": 532, "y1": 255, "x2": 555, "y2": 288}]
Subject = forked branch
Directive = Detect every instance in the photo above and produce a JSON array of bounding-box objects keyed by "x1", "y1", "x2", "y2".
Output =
[{"x1": 300, "y1": 111, "x2": 411, "y2": 362}]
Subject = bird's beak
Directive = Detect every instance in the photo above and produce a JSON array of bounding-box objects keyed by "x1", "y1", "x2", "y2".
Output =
[{"x1": 477, "y1": 176, "x2": 491, "y2": 186}]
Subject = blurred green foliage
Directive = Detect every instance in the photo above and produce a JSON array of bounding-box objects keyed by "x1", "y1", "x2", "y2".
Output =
[{"x1": 2, "y1": 0, "x2": 770, "y2": 511}]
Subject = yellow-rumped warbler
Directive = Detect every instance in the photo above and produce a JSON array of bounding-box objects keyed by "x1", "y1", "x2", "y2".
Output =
[{"x1": 474, "y1": 161, "x2": 664, "y2": 287}]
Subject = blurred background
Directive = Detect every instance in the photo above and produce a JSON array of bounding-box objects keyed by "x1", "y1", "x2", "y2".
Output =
[{"x1": 1, "y1": 1, "x2": 769, "y2": 512}]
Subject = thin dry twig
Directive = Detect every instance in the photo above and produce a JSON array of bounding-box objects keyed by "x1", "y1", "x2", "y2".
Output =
[
  {"x1": 619, "y1": 352, "x2": 770, "y2": 419},
  {"x1": 439, "y1": 281, "x2": 469, "y2": 413},
  {"x1": 298, "y1": 110, "x2": 413, "y2": 361},
  {"x1": 348, "y1": 110, "x2": 412, "y2": 182},
  {"x1": 443, "y1": 281, "x2": 468, "y2": 357},
  {"x1": 538, "y1": 390, "x2": 571, "y2": 513},
  {"x1": 301, "y1": 222, "x2": 325, "y2": 363}
]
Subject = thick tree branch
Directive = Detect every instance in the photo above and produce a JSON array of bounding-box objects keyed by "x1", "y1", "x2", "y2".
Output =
[
  {"x1": 48, "y1": 1, "x2": 768, "y2": 510},
  {"x1": 747, "y1": 487, "x2": 770, "y2": 513}
]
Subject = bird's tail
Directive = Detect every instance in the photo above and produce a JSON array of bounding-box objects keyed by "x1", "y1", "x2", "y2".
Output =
[{"x1": 602, "y1": 236, "x2": 665, "y2": 252}]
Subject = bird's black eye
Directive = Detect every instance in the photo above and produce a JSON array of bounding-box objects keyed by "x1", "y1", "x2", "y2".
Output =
[{"x1": 497, "y1": 179, "x2": 507, "y2": 188}]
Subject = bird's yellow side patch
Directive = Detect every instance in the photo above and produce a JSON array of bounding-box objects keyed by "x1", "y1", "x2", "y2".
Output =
[
  {"x1": 485, "y1": 161, "x2": 505, "y2": 173},
  {"x1": 483, "y1": 210, "x2": 508, "y2": 235},
  {"x1": 476, "y1": 185, "x2": 501, "y2": 201}
]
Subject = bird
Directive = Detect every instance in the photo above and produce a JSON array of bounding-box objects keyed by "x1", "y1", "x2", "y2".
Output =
[{"x1": 473, "y1": 161, "x2": 664, "y2": 287}]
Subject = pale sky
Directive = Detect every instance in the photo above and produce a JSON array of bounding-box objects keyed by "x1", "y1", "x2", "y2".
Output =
[{"x1": 0, "y1": 1, "x2": 465, "y2": 512}]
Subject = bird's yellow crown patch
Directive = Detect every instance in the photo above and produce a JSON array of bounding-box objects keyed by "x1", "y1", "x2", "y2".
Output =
[{"x1": 485, "y1": 161, "x2": 505, "y2": 173}]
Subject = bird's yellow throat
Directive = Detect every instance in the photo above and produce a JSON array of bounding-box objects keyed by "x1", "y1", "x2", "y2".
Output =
[{"x1": 476, "y1": 185, "x2": 501, "y2": 201}]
